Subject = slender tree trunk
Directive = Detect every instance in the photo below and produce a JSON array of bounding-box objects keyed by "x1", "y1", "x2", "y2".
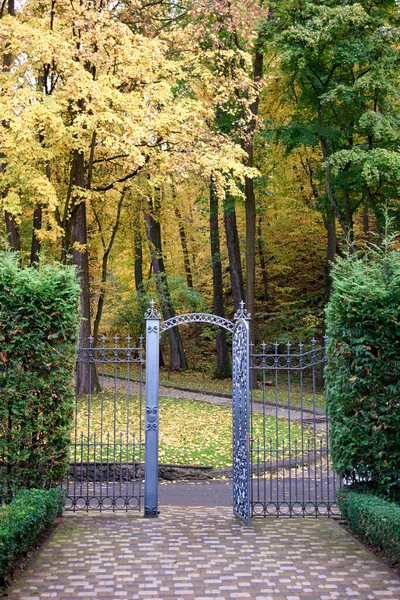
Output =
[
  {"x1": 244, "y1": 49, "x2": 263, "y2": 388},
  {"x1": 4, "y1": 210, "x2": 21, "y2": 251},
  {"x1": 68, "y1": 150, "x2": 96, "y2": 393},
  {"x1": 2, "y1": 0, "x2": 20, "y2": 253},
  {"x1": 30, "y1": 206, "x2": 42, "y2": 265},
  {"x1": 324, "y1": 207, "x2": 336, "y2": 303},
  {"x1": 210, "y1": 175, "x2": 230, "y2": 378},
  {"x1": 134, "y1": 211, "x2": 143, "y2": 292},
  {"x1": 257, "y1": 214, "x2": 269, "y2": 306},
  {"x1": 363, "y1": 205, "x2": 370, "y2": 241},
  {"x1": 144, "y1": 193, "x2": 187, "y2": 371},
  {"x1": 318, "y1": 106, "x2": 356, "y2": 251},
  {"x1": 92, "y1": 189, "x2": 125, "y2": 348},
  {"x1": 223, "y1": 193, "x2": 244, "y2": 310},
  {"x1": 174, "y1": 205, "x2": 193, "y2": 288}
]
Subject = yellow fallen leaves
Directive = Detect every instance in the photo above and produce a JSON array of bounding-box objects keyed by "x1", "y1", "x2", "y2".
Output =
[{"x1": 74, "y1": 391, "x2": 321, "y2": 468}]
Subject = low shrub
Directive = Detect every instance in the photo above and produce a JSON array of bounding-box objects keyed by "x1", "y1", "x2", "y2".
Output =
[
  {"x1": 0, "y1": 488, "x2": 65, "y2": 588},
  {"x1": 337, "y1": 488, "x2": 400, "y2": 562}
]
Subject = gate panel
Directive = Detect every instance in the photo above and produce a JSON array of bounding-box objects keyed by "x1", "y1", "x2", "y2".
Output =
[
  {"x1": 232, "y1": 316, "x2": 251, "y2": 525},
  {"x1": 250, "y1": 339, "x2": 341, "y2": 517},
  {"x1": 62, "y1": 337, "x2": 145, "y2": 511}
]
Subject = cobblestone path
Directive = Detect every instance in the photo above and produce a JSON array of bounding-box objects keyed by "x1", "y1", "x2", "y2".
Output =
[{"x1": 8, "y1": 507, "x2": 400, "y2": 600}]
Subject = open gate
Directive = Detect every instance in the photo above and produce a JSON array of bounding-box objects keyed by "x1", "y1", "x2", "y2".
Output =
[
  {"x1": 64, "y1": 303, "x2": 340, "y2": 519},
  {"x1": 249, "y1": 339, "x2": 342, "y2": 517},
  {"x1": 144, "y1": 302, "x2": 251, "y2": 522}
]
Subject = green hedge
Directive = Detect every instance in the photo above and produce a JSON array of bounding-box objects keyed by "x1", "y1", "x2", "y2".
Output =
[
  {"x1": 0, "y1": 488, "x2": 65, "y2": 587},
  {"x1": 337, "y1": 488, "x2": 400, "y2": 562},
  {"x1": 325, "y1": 241, "x2": 400, "y2": 500},
  {"x1": 0, "y1": 252, "x2": 80, "y2": 499}
]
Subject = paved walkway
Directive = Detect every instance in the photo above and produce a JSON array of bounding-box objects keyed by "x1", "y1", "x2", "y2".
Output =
[{"x1": 7, "y1": 506, "x2": 400, "y2": 600}]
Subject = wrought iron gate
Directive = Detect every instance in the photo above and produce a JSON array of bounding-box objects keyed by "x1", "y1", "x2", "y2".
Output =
[
  {"x1": 62, "y1": 337, "x2": 145, "y2": 511},
  {"x1": 144, "y1": 302, "x2": 251, "y2": 522},
  {"x1": 249, "y1": 339, "x2": 341, "y2": 517}
]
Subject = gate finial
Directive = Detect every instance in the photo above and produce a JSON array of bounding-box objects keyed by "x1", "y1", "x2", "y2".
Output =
[
  {"x1": 145, "y1": 300, "x2": 161, "y2": 319},
  {"x1": 234, "y1": 300, "x2": 251, "y2": 321}
]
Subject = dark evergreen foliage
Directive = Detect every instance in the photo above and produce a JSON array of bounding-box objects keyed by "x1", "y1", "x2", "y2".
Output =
[
  {"x1": 0, "y1": 488, "x2": 65, "y2": 588},
  {"x1": 325, "y1": 239, "x2": 400, "y2": 499},
  {"x1": 0, "y1": 253, "x2": 80, "y2": 499},
  {"x1": 338, "y1": 488, "x2": 400, "y2": 561}
]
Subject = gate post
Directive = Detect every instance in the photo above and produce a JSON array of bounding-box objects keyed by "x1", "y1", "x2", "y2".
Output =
[
  {"x1": 232, "y1": 301, "x2": 251, "y2": 525},
  {"x1": 144, "y1": 301, "x2": 161, "y2": 518}
]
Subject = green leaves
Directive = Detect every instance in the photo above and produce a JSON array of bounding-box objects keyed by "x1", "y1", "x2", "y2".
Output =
[{"x1": 269, "y1": 0, "x2": 400, "y2": 231}]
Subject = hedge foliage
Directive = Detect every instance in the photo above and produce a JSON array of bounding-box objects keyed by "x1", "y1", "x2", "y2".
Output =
[
  {"x1": 325, "y1": 240, "x2": 400, "y2": 500},
  {"x1": 0, "y1": 488, "x2": 65, "y2": 587},
  {"x1": 0, "y1": 252, "x2": 80, "y2": 499},
  {"x1": 337, "y1": 488, "x2": 400, "y2": 562}
]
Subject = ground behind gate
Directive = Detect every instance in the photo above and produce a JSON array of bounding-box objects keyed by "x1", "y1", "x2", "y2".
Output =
[{"x1": 7, "y1": 503, "x2": 400, "y2": 600}]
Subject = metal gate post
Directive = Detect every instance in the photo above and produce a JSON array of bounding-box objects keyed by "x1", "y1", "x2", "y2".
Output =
[
  {"x1": 232, "y1": 301, "x2": 251, "y2": 525},
  {"x1": 144, "y1": 301, "x2": 160, "y2": 518}
]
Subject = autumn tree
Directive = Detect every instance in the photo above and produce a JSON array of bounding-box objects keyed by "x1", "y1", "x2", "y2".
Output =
[{"x1": 264, "y1": 0, "x2": 400, "y2": 250}]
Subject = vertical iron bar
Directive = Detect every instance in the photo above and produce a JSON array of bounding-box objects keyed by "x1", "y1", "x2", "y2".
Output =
[
  {"x1": 311, "y1": 339, "x2": 318, "y2": 512},
  {"x1": 299, "y1": 343, "x2": 305, "y2": 509},
  {"x1": 274, "y1": 342, "x2": 279, "y2": 512},
  {"x1": 139, "y1": 336, "x2": 144, "y2": 506},
  {"x1": 287, "y1": 342, "x2": 292, "y2": 511}
]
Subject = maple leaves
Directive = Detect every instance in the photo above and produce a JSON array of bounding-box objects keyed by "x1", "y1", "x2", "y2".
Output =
[{"x1": 0, "y1": 0, "x2": 260, "y2": 239}]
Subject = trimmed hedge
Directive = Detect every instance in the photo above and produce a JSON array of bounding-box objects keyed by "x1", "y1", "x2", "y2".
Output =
[
  {"x1": 337, "y1": 488, "x2": 400, "y2": 562},
  {"x1": 0, "y1": 488, "x2": 65, "y2": 587},
  {"x1": 325, "y1": 241, "x2": 400, "y2": 500},
  {"x1": 0, "y1": 252, "x2": 80, "y2": 499}
]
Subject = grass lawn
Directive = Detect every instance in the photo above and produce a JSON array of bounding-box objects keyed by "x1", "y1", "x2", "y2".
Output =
[{"x1": 74, "y1": 391, "x2": 322, "y2": 468}]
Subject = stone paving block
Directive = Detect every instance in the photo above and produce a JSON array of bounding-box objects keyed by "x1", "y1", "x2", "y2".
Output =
[{"x1": 6, "y1": 507, "x2": 400, "y2": 600}]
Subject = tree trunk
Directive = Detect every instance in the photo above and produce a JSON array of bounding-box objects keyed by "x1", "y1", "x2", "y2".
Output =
[
  {"x1": 363, "y1": 205, "x2": 370, "y2": 241},
  {"x1": 2, "y1": 0, "x2": 20, "y2": 253},
  {"x1": 68, "y1": 150, "x2": 96, "y2": 394},
  {"x1": 244, "y1": 49, "x2": 263, "y2": 389},
  {"x1": 174, "y1": 205, "x2": 193, "y2": 289},
  {"x1": 134, "y1": 211, "x2": 143, "y2": 292},
  {"x1": 30, "y1": 206, "x2": 42, "y2": 265},
  {"x1": 92, "y1": 189, "x2": 125, "y2": 348},
  {"x1": 257, "y1": 213, "x2": 269, "y2": 306},
  {"x1": 210, "y1": 175, "x2": 230, "y2": 378},
  {"x1": 223, "y1": 193, "x2": 244, "y2": 310},
  {"x1": 324, "y1": 207, "x2": 336, "y2": 303},
  {"x1": 4, "y1": 210, "x2": 21, "y2": 251},
  {"x1": 144, "y1": 193, "x2": 187, "y2": 371}
]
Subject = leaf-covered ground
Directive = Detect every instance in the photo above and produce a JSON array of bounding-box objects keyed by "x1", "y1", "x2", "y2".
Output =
[
  {"x1": 74, "y1": 392, "x2": 321, "y2": 467},
  {"x1": 103, "y1": 365, "x2": 326, "y2": 409}
]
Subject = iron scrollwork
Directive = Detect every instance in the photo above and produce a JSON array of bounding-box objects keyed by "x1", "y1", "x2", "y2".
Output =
[
  {"x1": 146, "y1": 406, "x2": 158, "y2": 431},
  {"x1": 161, "y1": 313, "x2": 235, "y2": 334}
]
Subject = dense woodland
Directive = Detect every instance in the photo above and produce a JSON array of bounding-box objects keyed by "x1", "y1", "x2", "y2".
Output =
[{"x1": 1, "y1": 0, "x2": 400, "y2": 377}]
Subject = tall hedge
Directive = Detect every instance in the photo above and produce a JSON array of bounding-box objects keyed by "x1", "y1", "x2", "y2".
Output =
[
  {"x1": 325, "y1": 241, "x2": 400, "y2": 500},
  {"x1": 0, "y1": 253, "x2": 80, "y2": 500}
]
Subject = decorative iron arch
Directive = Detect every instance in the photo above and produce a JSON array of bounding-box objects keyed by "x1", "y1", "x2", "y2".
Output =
[{"x1": 160, "y1": 313, "x2": 235, "y2": 334}]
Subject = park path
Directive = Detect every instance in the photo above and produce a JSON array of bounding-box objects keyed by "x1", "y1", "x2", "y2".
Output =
[
  {"x1": 7, "y1": 505, "x2": 400, "y2": 600},
  {"x1": 108, "y1": 377, "x2": 326, "y2": 428}
]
